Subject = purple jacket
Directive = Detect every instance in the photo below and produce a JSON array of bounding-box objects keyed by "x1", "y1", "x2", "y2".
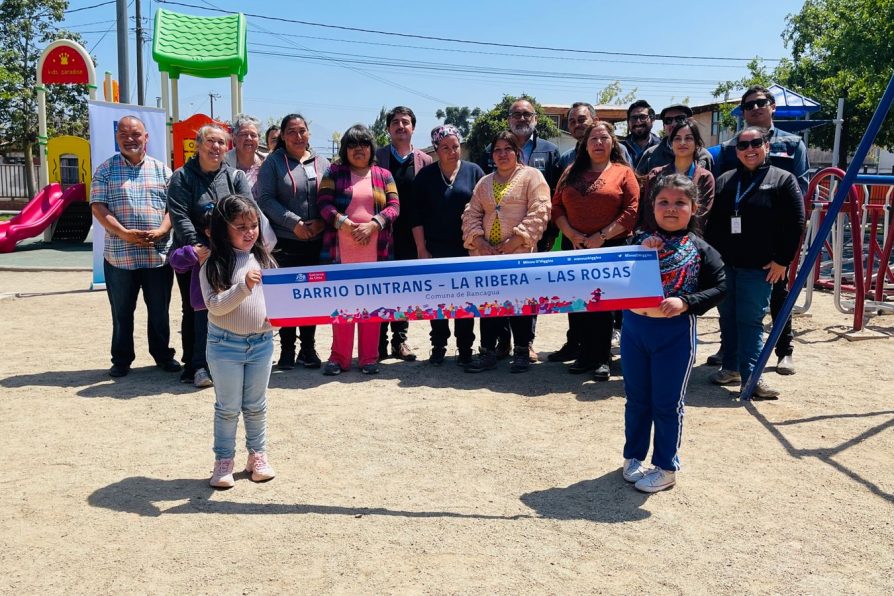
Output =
[{"x1": 168, "y1": 245, "x2": 206, "y2": 311}]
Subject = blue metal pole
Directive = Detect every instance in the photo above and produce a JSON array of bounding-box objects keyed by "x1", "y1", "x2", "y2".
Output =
[
  {"x1": 741, "y1": 71, "x2": 894, "y2": 400},
  {"x1": 854, "y1": 175, "x2": 894, "y2": 185}
]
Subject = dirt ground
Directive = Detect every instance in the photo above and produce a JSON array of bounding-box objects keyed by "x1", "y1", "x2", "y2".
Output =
[{"x1": 0, "y1": 270, "x2": 892, "y2": 595}]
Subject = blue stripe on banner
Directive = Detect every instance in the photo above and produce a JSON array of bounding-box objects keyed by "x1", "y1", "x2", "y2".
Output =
[{"x1": 264, "y1": 249, "x2": 657, "y2": 285}]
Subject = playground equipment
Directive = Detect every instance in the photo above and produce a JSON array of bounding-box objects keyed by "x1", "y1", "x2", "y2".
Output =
[
  {"x1": 797, "y1": 168, "x2": 894, "y2": 329},
  {"x1": 0, "y1": 39, "x2": 97, "y2": 253},
  {"x1": 152, "y1": 9, "x2": 247, "y2": 160},
  {"x1": 744, "y1": 72, "x2": 894, "y2": 400}
]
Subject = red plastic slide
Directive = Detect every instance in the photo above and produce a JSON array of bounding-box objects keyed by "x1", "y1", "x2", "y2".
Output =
[{"x1": 0, "y1": 183, "x2": 87, "y2": 253}]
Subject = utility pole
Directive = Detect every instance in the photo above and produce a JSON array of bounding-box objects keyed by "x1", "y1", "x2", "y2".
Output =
[
  {"x1": 209, "y1": 92, "x2": 221, "y2": 119},
  {"x1": 135, "y1": 0, "x2": 144, "y2": 105},
  {"x1": 116, "y1": 0, "x2": 130, "y2": 103}
]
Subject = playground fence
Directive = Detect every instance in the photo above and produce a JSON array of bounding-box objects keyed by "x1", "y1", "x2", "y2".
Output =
[{"x1": 0, "y1": 164, "x2": 41, "y2": 200}]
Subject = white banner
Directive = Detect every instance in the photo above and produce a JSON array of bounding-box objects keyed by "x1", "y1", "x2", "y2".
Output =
[
  {"x1": 262, "y1": 246, "x2": 664, "y2": 327},
  {"x1": 87, "y1": 101, "x2": 167, "y2": 289}
]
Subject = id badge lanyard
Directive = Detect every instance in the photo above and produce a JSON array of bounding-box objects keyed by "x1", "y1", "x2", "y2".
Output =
[{"x1": 732, "y1": 177, "x2": 758, "y2": 234}]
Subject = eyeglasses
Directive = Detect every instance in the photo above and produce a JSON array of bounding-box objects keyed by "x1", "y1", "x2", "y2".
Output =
[
  {"x1": 569, "y1": 116, "x2": 591, "y2": 125},
  {"x1": 742, "y1": 98, "x2": 772, "y2": 111},
  {"x1": 735, "y1": 137, "x2": 767, "y2": 151},
  {"x1": 346, "y1": 141, "x2": 371, "y2": 149},
  {"x1": 509, "y1": 111, "x2": 535, "y2": 120},
  {"x1": 663, "y1": 115, "x2": 688, "y2": 126},
  {"x1": 629, "y1": 114, "x2": 651, "y2": 123}
]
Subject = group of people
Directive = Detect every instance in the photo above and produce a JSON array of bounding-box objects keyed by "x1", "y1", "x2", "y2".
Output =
[{"x1": 89, "y1": 85, "x2": 807, "y2": 493}]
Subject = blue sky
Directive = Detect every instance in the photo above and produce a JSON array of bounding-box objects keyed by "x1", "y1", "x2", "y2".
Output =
[{"x1": 63, "y1": 0, "x2": 806, "y2": 154}]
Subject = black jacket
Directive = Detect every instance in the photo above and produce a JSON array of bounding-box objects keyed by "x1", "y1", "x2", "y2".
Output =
[
  {"x1": 705, "y1": 164, "x2": 805, "y2": 269},
  {"x1": 166, "y1": 156, "x2": 253, "y2": 248}
]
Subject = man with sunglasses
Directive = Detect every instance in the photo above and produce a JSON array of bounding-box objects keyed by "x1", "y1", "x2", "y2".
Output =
[
  {"x1": 635, "y1": 104, "x2": 714, "y2": 175},
  {"x1": 711, "y1": 85, "x2": 809, "y2": 376},
  {"x1": 621, "y1": 100, "x2": 661, "y2": 169}
]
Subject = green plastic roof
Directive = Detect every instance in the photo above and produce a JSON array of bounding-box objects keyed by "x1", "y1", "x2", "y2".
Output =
[{"x1": 152, "y1": 9, "x2": 247, "y2": 81}]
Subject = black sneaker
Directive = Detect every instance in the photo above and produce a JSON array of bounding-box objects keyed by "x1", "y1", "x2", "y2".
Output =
[
  {"x1": 465, "y1": 350, "x2": 497, "y2": 373},
  {"x1": 296, "y1": 348, "x2": 322, "y2": 369},
  {"x1": 456, "y1": 349, "x2": 474, "y2": 367},
  {"x1": 706, "y1": 349, "x2": 723, "y2": 366},
  {"x1": 109, "y1": 364, "x2": 130, "y2": 378},
  {"x1": 180, "y1": 367, "x2": 195, "y2": 384},
  {"x1": 361, "y1": 363, "x2": 380, "y2": 375},
  {"x1": 547, "y1": 342, "x2": 580, "y2": 363},
  {"x1": 391, "y1": 342, "x2": 417, "y2": 361},
  {"x1": 568, "y1": 358, "x2": 596, "y2": 374},
  {"x1": 276, "y1": 350, "x2": 296, "y2": 370},
  {"x1": 429, "y1": 347, "x2": 447, "y2": 366},
  {"x1": 510, "y1": 347, "x2": 530, "y2": 373},
  {"x1": 155, "y1": 358, "x2": 182, "y2": 373},
  {"x1": 593, "y1": 363, "x2": 611, "y2": 382}
]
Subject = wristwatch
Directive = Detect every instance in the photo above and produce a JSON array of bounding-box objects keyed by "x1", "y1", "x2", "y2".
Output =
[{"x1": 598, "y1": 231, "x2": 607, "y2": 241}]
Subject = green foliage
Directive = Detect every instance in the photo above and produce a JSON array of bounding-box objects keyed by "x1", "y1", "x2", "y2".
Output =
[
  {"x1": 783, "y1": 0, "x2": 894, "y2": 155},
  {"x1": 595, "y1": 81, "x2": 638, "y2": 106},
  {"x1": 466, "y1": 94, "x2": 561, "y2": 165},
  {"x1": 435, "y1": 106, "x2": 482, "y2": 139},
  {"x1": 369, "y1": 106, "x2": 390, "y2": 148},
  {"x1": 0, "y1": 1, "x2": 91, "y2": 195}
]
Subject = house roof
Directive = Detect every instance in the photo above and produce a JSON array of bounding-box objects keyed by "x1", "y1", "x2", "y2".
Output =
[{"x1": 152, "y1": 9, "x2": 248, "y2": 81}]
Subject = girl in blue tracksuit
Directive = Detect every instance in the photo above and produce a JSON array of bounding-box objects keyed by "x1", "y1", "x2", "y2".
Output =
[{"x1": 621, "y1": 174, "x2": 726, "y2": 493}]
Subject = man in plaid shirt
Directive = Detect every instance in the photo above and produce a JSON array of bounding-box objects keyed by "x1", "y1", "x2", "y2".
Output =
[{"x1": 90, "y1": 115, "x2": 181, "y2": 378}]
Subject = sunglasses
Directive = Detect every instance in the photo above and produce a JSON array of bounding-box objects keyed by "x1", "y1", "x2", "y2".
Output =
[
  {"x1": 346, "y1": 141, "x2": 371, "y2": 149},
  {"x1": 736, "y1": 137, "x2": 767, "y2": 151},
  {"x1": 742, "y1": 98, "x2": 772, "y2": 111},
  {"x1": 663, "y1": 115, "x2": 687, "y2": 126}
]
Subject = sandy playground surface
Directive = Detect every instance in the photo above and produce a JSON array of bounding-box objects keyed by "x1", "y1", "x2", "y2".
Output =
[{"x1": 0, "y1": 270, "x2": 892, "y2": 594}]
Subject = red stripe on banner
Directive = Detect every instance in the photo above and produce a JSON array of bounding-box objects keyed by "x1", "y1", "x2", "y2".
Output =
[{"x1": 267, "y1": 296, "x2": 662, "y2": 327}]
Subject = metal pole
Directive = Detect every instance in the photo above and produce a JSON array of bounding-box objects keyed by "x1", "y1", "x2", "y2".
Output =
[
  {"x1": 832, "y1": 98, "x2": 845, "y2": 169},
  {"x1": 741, "y1": 72, "x2": 894, "y2": 400},
  {"x1": 135, "y1": 0, "x2": 144, "y2": 105},
  {"x1": 115, "y1": 0, "x2": 130, "y2": 104}
]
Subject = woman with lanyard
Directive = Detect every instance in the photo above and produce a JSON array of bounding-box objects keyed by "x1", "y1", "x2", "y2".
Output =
[
  {"x1": 411, "y1": 125, "x2": 485, "y2": 366},
  {"x1": 704, "y1": 126, "x2": 804, "y2": 399},
  {"x1": 256, "y1": 114, "x2": 330, "y2": 371},
  {"x1": 642, "y1": 118, "x2": 714, "y2": 224},
  {"x1": 167, "y1": 124, "x2": 254, "y2": 387}
]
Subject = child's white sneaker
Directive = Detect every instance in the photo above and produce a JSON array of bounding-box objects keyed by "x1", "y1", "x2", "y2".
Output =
[
  {"x1": 634, "y1": 467, "x2": 676, "y2": 493},
  {"x1": 210, "y1": 458, "x2": 235, "y2": 489},
  {"x1": 622, "y1": 458, "x2": 648, "y2": 483},
  {"x1": 245, "y1": 451, "x2": 276, "y2": 482}
]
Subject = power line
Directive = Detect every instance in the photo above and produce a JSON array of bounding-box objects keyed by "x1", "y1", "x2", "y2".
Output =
[
  {"x1": 156, "y1": 0, "x2": 781, "y2": 63},
  {"x1": 65, "y1": 1, "x2": 116, "y2": 14}
]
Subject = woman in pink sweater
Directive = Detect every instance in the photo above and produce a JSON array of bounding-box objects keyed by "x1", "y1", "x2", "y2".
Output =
[{"x1": 461, "y1": 131, "x2": 551, "y2": 373}]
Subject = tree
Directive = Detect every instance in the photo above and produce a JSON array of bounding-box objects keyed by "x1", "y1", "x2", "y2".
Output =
[
  {"x1": 0, "y1": 0, "x2": 91, "y2": 197},
  {"x1": 435, "y1": 106, "x2": 482, "y2": 138},
  {"x1": 595, "y1": 81, "x2": 639, "y2": 106},
  {"x1": 369, "y1": 106, "x2": 390, "y2": 149},
  {"x1": 712, "y1": 57, "x2": 792, "y2": 133},
  {"x1": 783, "y1": 0, "x2": 894, "y2": 164},
  {"x1": 466, "y1": 94, "x2": 561, "y2": 166}
]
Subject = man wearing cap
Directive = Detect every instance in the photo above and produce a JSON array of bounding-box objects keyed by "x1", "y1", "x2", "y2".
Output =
[
  {"x1": 709, "y1": 85, "x2": 809, "y2": 376},
  {"x1": 621, "y1": 100, "x2": 661, "y2": 170},
  {"x1": 635, "y1": 103, "x2": 714, "y2": 175}
]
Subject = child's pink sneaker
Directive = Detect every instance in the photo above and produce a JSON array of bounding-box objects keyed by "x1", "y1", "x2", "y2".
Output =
[
  {"x1": 209, "y1": 458, "x2": 235, "y2": 489},
  {"x1": 245, "y1": 452, "x2": 276, "y2": 482}
]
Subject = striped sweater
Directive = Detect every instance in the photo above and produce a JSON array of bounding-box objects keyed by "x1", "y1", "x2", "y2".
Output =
[{"x1": 200, "y1": 250, "x2": 273, "y2": 335}]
